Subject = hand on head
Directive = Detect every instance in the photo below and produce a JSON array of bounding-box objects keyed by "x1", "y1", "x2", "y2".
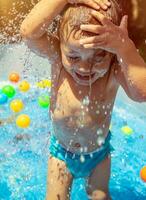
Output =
[
  {"x1": 68, "y1": 0, "x2": 111, "y2": 10},
  {"x1": 79, "y1": 11, "x2": 129, "y2": 55}
]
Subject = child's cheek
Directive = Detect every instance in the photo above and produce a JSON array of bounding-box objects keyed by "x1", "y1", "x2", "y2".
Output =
[{"x1": 62, "y1": 58, "x2": 73, "y2": 70}]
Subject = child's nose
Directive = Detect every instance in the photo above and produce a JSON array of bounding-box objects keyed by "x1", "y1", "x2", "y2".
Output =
[{"x1": 77, "y1": 59, "x2": 92, "y2": 73}]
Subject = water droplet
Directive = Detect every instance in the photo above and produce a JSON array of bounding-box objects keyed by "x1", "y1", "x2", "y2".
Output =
[
  {"x1": 122, "y1": 38, "x2": 125, "y2": 43},
  {"x1": 69, "y1": 139, "x2": 73, "y2": 145},
  {"x1": 81, "y1": 105, "x2": 84, "y2": 109},
  {"x1": 80, "y1": 124, "x2": 84, "y2": 128},
  {"x1": 90, "y1": 153, "x2": 93, "y2": 158},
  {"x1": 65, "y1": 153, "x2": 68, "y2": 159},
  {"x1": 72, "y1": 153, "x2": 75, "y2": 159},
  {"x1": 97, "y1": 136, "x2": 105, "y2": 146},
  {"x1": 84, "y1": 146, "x2": 88, "y2": 152},
  {"x1": 80, "y1": 155, "x2": 85, "y2": 163},
  {"x1": 97, "y1": 128, "x2": 103, "y2": 135},
  {"x1": 70, "y1": 117, "x2": 73, "y2": 121},
  {"x1": 80, "y1": 147, "x2": 83, "y2": 153},
  {"x1": 86, "y1": 107, "x2": 89, "y2": 112},
  {"x1": 82, "y1": 111, "x2": 85, "y2": 116},
  {"x1": 82, "y1": 96, "x2": 90, "y2": 106},
  {"x1": 114, "y1": 70, "x2": 118, "y2": 74}
]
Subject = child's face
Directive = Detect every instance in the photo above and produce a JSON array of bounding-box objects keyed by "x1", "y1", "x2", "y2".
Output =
[{"x1": 60, "y1": 29, "x2": 113, "y2": 86}]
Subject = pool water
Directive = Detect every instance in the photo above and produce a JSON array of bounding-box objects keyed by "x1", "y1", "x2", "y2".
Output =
[{"x1": 0, "y1": 85, "x2": 146, "y2": 200}]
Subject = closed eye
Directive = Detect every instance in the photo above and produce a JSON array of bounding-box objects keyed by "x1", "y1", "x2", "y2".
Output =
[
  {"x1": 67, "y1": 56, "x2": 80, "y2": 62},
  {"x1": 96, "y1": 51, "x2": 106, "y2": 57},
  {"x1": 95, "y1": 51, "x2": 106, "y2": 62}
]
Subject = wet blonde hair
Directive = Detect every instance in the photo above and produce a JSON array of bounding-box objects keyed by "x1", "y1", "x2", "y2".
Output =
[{"x1": 59, "y1": 0, "x2": 123, "y2": 42}]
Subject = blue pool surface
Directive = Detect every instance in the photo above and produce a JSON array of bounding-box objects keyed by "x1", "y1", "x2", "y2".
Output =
[
  {"x1": 0, "y1": 84, "x2": 146, "y2": 200},
  {"x1": 0, "y1": 41, "x2": 146, "y2": 200}
]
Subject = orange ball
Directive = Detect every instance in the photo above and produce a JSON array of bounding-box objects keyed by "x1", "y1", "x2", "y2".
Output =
[
  {"x1": 140, "y1": 166, "x2": 146, "y2": 182},
  {"x1": 9, "y1": 73, "x2": 20, "y2": 83}
]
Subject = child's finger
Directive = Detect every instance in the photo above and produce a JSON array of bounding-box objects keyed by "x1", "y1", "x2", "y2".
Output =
[
  {"x1": 80, "y1": 35, "x2": 105, "y2": 45},
  {"x1": 120, "y1": 15, "x2": 128, "y2": 30},
  {"x1": 91, "y1": 10, "x2": 113, "y2": 26},
  {"x1": 83, "y1": 42, "x2": 105, "y2": 49},
  {"x1": 80, "y1": 24, "x2": 105, "y2": 34},
  {"x1": 94, "y1": 0, "x2": 111, "y2": 10},
  {"x1": 105, "y1": 0, "x2": 111, "y2": 7},
  {"x1": 69, "y1": 0, "x2": 100, "y2": 10},
  {"x1": 82, "y1": 0, "x2": 100, "y2": 10},
  {"x1": 94, "y1": 0, "x2": 108, "y2": 10}
]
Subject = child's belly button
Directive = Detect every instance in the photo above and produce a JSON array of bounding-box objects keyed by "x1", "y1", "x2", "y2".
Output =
[{"x1": 73, "y1": 142, "x2": 81, "y2": 148}]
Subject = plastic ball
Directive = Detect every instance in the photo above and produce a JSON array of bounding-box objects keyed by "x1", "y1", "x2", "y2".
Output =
[
  {"x1": 16, "y1": 114, "x2": 30, "y2": 128},
  {"x1": 0, "y1": 90, "x2": 8, "y2": 104},
  {"x1": 2, "y1": 85, "x2": 16, "y2": 98},
  {"x1": 10, "y1": 99, "x2": 24, "y2": 112},
  {"x1": 9, "y1": 72, "x2": 20, "y2": 83},
  {"x1": 36, "y1": 79, "x2": 52, "y2": 88},
  {"x1": 38, "y1": 95, "x2": 50, "y2": 108},
  {"x1": 19, "y1": 81, "x2": 30, "y2": 92},
  {"x1": 140, "y1": 166, "x2": 146, "y2": 182},
  {"x1": 121, "y1": 126, "x2": 133, "y2": 135}
]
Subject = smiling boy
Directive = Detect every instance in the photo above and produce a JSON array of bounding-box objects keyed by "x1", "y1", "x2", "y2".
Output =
[{"x1": 20, "y1": 0, "x2": 146, "y2": 199}]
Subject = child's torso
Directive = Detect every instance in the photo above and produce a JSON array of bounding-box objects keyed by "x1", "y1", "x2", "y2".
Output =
[{"x1": 50, "y1": 62, "x2": 119, "y2": 154}]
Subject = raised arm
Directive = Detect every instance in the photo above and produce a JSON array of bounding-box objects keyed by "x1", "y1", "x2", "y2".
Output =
[
  {"x1": 20, "y1": 0, "x2": 67, "y2": 39},
  {"x1": 20, "y1": 0, "x2": 68, "y2": 60},
  {"x1": 79, "y1": 11, "x2": 146, "y2": 102},
  {"x1": 20, "y1": 0, "x2": 111, "y2": 59}
]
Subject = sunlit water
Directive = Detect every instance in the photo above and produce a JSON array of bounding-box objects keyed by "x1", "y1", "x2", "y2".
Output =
[{"x1": 0, "y1": 44, "x2": 146, "y2": 200}]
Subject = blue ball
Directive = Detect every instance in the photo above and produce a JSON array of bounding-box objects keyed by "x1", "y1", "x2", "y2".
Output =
[{"x1": 0, "y1": 90, "x2": 8, "y2": 104}]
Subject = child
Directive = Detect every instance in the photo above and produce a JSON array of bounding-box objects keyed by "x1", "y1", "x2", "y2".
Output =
[{"x1": 20, "y1": 0, "x2": 146, "y2": 199}]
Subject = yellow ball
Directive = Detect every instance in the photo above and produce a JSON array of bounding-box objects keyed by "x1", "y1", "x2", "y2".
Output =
[
  {"x1": 10, "y1": 99, "x2": 24, "y2": 112},
  {"x1": 43, "y1": 79, "x2": 52, "y2": 88},
  {"x1": 36, "y1": 79, "x2": 52, "y2": 88},
  {"x1": 121, "y1": 126, "x2": 133, "y2": 135},
  {"x1": 19, "y1": 81, "x2": 30, "y2": 92},
  {"x1": 16, "y1": 114, "x2": 30, "y2": 128}
]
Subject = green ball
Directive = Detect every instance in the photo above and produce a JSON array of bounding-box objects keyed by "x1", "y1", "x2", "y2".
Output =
[
  {"x1": 38, "y1": 95, "x2": 50, "y2": 108},
  {"x1": 2, "y1": 85, "x2": 16, "y2": 98}
]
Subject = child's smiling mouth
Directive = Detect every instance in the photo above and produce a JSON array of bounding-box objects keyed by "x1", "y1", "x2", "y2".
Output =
[
  {"x1": 73, "y1": 71, "x2": 97, "y2": 86},
  {"x1": 72, "y1": 68, "x2": 108, "y2": 86},
  {"x1": 75, "y1": 71, "x2": 95, "y2": 80}
]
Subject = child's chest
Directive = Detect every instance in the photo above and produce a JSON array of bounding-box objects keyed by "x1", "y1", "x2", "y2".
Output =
[
  {"x1": 50, "y1": 67, "x2": 119, "y2": 152},
  {"x1": 51, "y1": 67, "x2": 118, "y2": 126}
]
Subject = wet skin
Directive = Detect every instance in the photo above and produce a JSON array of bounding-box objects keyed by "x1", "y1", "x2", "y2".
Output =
[{"x1": 50, "y1": 29, "x2": 119, "y2": 153}]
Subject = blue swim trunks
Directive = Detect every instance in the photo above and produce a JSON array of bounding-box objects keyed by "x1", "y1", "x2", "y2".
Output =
[{"x1": 49, "y1": 132, "x2": 113, "y2": 178}]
